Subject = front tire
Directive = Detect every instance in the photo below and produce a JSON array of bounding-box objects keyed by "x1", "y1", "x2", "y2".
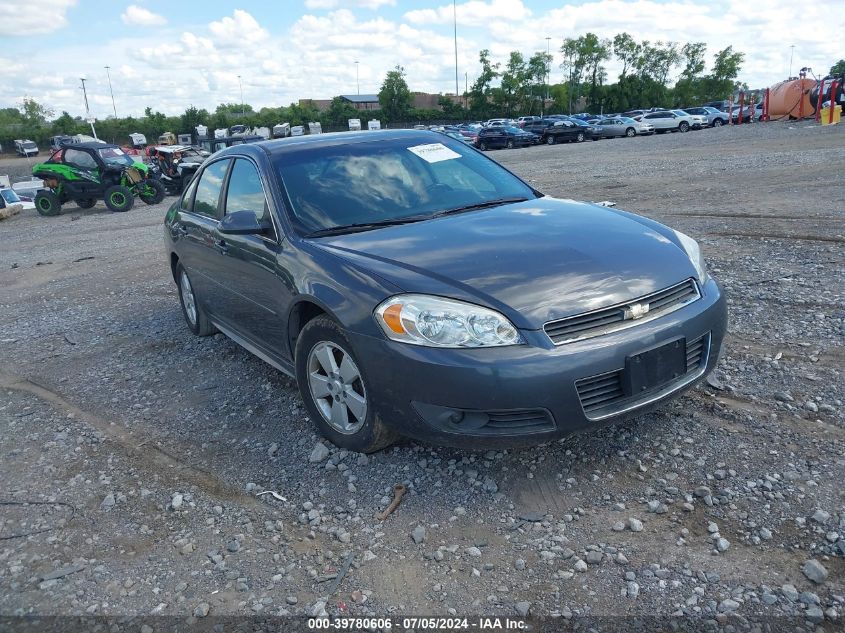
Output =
[
  {"x1": 104, "y1": 185, "x2": 134, "y2": 212},
  {"x1": 545, "y1": 135, "x2": 555, "y2": 145},
  {"x1": 295, "y1": 316, "x2": 398, "y2": 453},
  {"x1": 478, "y1": 142, "x2": 488, "y2": 151},
  {"x1": 678, "y1": 122, "x2": 690, "y2": 133},
  {"x1": 139, "y1": 179, "x2": 166, "y2": 205},
  {"x1": 506, "y1": 140, "x2": 514, "y2": 149},
  {"x1": 576, "y1": 132, "x2": 585, "y2": 142},
  {"x1": 35, "y1": 190, "x2": 62, "y2": 216},
  {"x1": 625, "y1": 127, "x2": 636, "y2": 137},
  {"x1": 713, "y1": 118, "x2": 724, "y2": 127},
  {"x1": 176, "y1": 264, "x2": 216, "y2": 336}
]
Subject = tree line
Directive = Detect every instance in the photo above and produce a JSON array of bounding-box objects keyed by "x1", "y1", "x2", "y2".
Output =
[{"x1": 4, "y1": 44, "x2": 843, "y2": 151}]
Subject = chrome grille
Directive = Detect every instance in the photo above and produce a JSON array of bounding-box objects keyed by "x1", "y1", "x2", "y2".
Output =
[
  {"x1": 575, "y1": 333, "x2": 710, "y2": 419},
  {"x1": 544, "y1": 279, "x2": 700, "y2": 345}
]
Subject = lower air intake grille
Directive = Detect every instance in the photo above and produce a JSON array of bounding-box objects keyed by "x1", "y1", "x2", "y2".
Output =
[{"x1": 576, "y1": 333, "x2": 711, "y2": 418}]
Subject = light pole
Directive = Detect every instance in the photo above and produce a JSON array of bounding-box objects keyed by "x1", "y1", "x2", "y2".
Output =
[
  {"x1": 354, "y1": 61, "x2": 360, "y2": 95},
  {"x1": 788, "y1": 45, "x2": 795, "y2": 78},
  {"x1": 80, "y1": 77, "x2": 97, "y2": 139},
  {"x1": 238, "y1": 74, "x2": 244, "y2": 116},
  {"x1": 104, "y1": 66, "x2": 117, "y2": 118},
  {"x1": 545, "y1": 37, "x2": 551, "y2": 100},
  {"x1": 453, "y1": 0, "x2": 459, "y2": 98}
]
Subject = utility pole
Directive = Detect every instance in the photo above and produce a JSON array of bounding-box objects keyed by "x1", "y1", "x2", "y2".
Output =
[
  {"x1": 354, "y1": 61, "x2": 360, "y2": 95},
  {"x1": 238, "y1": 75, "x2": 244, "y2": 116},
  {"x1": 545, "y1": 37, "x2": 551, "y2": 100},
  {"x1": 788, "y1": 45, "x2": 795, "y2": 79},
  {"x1": 80, "y1": 78, "x2": 97, "y2": 139},
  {"x1": 104, "y1": 66, "x2": 117, "y2": 118},
  {"x1": 453, "y1": 0, "x2": 459, "y2": 98}
]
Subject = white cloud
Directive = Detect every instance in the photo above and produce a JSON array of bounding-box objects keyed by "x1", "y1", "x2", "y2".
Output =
[
  {"x1": 0, "y1": 0, "x2": 77, "y2": 35},
  {"x1": 306, "y1": 0, "x2": 396, "y2": 9},
  {"x1": 121, "y1": 5, "x2": 167, "y2": 27},
  {"x1": 405, "y1": 0, "x2": 530, "y2": 26},
  {"x1": 2, "y1": 1, "x2": 841, "y2": 118},
  {"x1": 208, "y1": 9, "x2": 269, "y2": 46}
]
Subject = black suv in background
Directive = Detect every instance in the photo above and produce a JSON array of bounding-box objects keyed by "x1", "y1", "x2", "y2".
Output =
[
  {"x1": 521, "y1": 118, "x2": 558, "y2": 136},
  {"x1": 475, "y1": 126, "x2": 535, "y2": 150}
]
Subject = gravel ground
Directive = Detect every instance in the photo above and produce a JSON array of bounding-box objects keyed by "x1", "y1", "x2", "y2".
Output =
[{"x1": 0, "y1": 121, "x2": 843, "y2": 631}]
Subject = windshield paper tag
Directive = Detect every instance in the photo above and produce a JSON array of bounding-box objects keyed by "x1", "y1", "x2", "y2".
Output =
[{"x1": 407, "y1": 143, "x2": 461, "y2": 163}]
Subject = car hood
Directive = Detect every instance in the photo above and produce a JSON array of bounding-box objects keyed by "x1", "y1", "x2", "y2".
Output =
[{"x1": 312, "y1": 197, "x2": 698, "y2": 330}]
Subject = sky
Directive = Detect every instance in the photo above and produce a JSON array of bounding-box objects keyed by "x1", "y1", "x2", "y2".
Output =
[{"x1": 0, "y1": 0, "x2": 840, "y2": 120}]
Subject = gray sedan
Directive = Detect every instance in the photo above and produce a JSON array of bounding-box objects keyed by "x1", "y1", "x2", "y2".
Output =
[
  {"x1": 164, "y1": 130, "x2": 727, "y2": 452},
  {"x1": 597, "y1": 117, "x2": 654, "y2": 137}
]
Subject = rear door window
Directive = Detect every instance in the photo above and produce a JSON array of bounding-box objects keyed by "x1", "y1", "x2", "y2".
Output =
[{"x1": 192, "y1": 159, "x2": 230, "y2": 218}]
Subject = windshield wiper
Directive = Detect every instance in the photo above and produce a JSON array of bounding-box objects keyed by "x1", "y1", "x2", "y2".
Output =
[
  {"x1": 306, "y1": 215, "x2": 430, "y2": 237},
  {"x1": 432, "y1": 196, "x2": 530, "y2": 218}
]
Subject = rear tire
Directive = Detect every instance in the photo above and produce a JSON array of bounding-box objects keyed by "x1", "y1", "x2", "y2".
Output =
[
  {"x1": 545, "y1": 135, "x2": 555, "y2": 145},
  {"x1": 76, "y1": 198, "x2": 96, "y2": 210},
  {"x1": 104, "y1": 185, "x2": 134, "y2": 212},
  {"x1": 35, "y1": 190, "x2": 62, "y2": 216},
  {"x1": 295, "y1": 316, "x2": 398, "y2": 453},
  {"x1": 176, "y1": 264, "x2": 216, "y2": 336}
]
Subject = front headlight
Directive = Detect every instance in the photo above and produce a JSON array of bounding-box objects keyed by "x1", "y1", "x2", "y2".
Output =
[
  {"x1": 673, "y1": 230, "x2": 709, "y2": 285},
  {"x1": 374, "y1": 294, "x2": 523, "y2": 348}
]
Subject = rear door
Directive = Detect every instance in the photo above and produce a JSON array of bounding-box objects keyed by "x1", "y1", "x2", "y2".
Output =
[
  {"x1": 210, "y1": 157, "x2": 294, "y2": 359},
  {"x1": 174, "y1": 158, "x2": 232, "y2": 317}
]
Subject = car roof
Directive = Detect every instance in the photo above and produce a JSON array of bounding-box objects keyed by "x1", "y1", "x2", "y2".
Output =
[
  {"x1": 218, "y1": 129, "x2": 457, "y2": 158},
  {"x1": 154, "y1": 145, "x2": 193, "y2": 152},
  {"x1": 67, "y1": 141, "x2": 118, "y2": 150}
]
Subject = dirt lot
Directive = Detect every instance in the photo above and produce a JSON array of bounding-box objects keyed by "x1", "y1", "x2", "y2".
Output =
[{"x1": 1, "y1": 122, "x2": 843, "y2": 631}]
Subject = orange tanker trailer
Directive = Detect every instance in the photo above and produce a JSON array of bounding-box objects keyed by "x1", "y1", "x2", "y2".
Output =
[{"x1": 766, "y1": 78, "x2": 818, "y2": 119}]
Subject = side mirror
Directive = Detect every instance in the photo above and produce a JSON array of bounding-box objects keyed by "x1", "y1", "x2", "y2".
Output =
[{"x1": 219, "y1": 210, "x2": 271, "y2": 235}]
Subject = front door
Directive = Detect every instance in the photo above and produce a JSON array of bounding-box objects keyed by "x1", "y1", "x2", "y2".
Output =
[{"x1": 210, "y1": 158, "x2": 296, "y2": 361}]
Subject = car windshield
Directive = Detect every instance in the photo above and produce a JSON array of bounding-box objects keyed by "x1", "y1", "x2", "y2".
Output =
[
  {"x1": 673, "y1": 110, "x2": 689, "y2": 116},
  {"x1": 275, "y1": 136, "x2": 536, "y2": 236},
  {"x1": 97, "y1": 147, "x2": 135, "y2": 166},
  {"x1": 23, "y1": 142, "x2": 36, "y2": 149},
  {"x1": 1, "y1": 189, "x2": 21, "y2": 204},
  {"x1": 620, "y1": 117, "x2": 636, "y2": 123},
  {"x1": 504, "y1": 126, "x2": 523, "y2": 133}
]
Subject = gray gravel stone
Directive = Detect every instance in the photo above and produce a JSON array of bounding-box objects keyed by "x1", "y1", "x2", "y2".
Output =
[
  {"x1": 802, "y1": 559, "x2": 828, "y2": 584},
  {"x1": 309, "y1": 443, "x2": 330, "y2": 463},
  {"x1": 628, "y1": 518, "x2": 644, "y2": 532},
  {"x1": 515, "y1": 601, "x2": 530, "y2": 617},
  {"x1": 411, "y1": 525, "x2": 426, "y2": 544}
]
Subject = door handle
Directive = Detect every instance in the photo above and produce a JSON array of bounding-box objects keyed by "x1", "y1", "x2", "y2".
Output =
[{"x1": 214, "y1": 238, "x2": 229, "y2": 255}]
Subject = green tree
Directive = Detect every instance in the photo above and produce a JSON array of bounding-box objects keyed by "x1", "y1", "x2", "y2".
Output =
[
  {"x1": 699, "y1": 46, "x2": 745, "y2": 101},
  {"x1": 829, "y1": 59, "x2": 845, "y2": 76},
  {"x1": 437, "y1": 95, "x2": 465, "y2": 120},
  {"x1": 180, "y1": 105, "x2": 209, "y2": 133},
  {"x1": 468, "y1": 49, "x2": 499, "y2": 119},
  {"x1": 21, "y1": 98, "x2": 54, "y2": 125},
  {"x1": 673, "y1": 42, "x2": 707, "y2": 106},
  {"x1": 378, "y1": 65, "x2": 411, "y2": 123},
  {"x1": 560, "y1": 33, "x2": 610, "y2": 110},
  {"x1": 325, "y1": 97, "x2": 361, "y2": 127},
  {"x1": 613, "y1": 33, "x2": 641, "y2": 77}
]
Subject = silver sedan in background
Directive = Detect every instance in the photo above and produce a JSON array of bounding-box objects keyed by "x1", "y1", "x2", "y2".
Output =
[{"x1": 598, "y1": 117, "x2": 655, "y2": 138}]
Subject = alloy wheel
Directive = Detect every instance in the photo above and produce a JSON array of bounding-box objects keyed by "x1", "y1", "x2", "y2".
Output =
[
  {"x1": 307, "y1": 341, "x2": 367, "y2": 434},
  {"x1": 180, "y1": 271, "x2": 197, "y2": 326}
]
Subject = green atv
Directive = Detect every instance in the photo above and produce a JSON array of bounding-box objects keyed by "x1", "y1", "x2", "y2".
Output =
[{"x1": 31, "y1": 142, "x2": 166, "y2": 216}]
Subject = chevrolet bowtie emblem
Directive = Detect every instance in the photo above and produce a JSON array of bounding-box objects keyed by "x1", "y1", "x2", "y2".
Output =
[{"x1": 625, "y1": 302, "x2": 650, "y2": 320}]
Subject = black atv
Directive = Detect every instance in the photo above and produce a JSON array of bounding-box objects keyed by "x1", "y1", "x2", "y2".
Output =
[
  {"x1": 31, "y1": 142, "x2": 166, "y2": 216},
  {"x1": 148, "y1": 145, "x2": 209, "y2": 194}
]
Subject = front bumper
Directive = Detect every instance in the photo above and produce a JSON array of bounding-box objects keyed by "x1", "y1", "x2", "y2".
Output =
[{"x1": 351, "y1": 279, "x2": 727, "y2": 449}]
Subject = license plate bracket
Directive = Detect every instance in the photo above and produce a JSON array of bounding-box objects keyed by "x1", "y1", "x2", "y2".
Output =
[{"x1": 623, "y1": 338, "x2": 686, "y2": 396}]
